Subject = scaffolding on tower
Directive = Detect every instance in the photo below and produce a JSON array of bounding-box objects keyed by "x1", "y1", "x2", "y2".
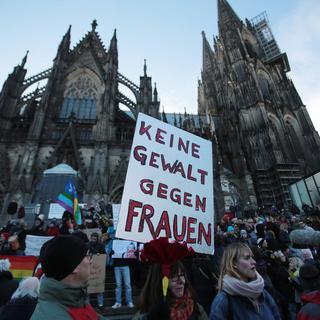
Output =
[
  {"x1": 250, "y1": 11, "x2": 290, "y2": 72},
  {"x1": 250, "y1": 11, "x2": 281, "y2": 62}
]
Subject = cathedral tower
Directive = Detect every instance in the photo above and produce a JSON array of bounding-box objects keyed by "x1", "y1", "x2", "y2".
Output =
[
  {"x1": 0, "y1": 21, "x2": 159, "y2": 219},
  {"x1": 199, "y1": 0, "x2": 320, "y2": 211}
]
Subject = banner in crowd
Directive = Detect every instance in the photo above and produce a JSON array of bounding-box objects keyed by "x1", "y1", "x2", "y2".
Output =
[
  {"x1": 0, "y1": 255, "x2": 38, "y2": 280},
  {"x1": 49, "y1": 203, "x2": 86, "y2": 219},
  {"x1": 25, "y1": 235, "x2": 53, "y2": 256},
  {"x1": 112, "y1": 204, "x2": 121, "y2": 230},
  {"x1": 87, "y1": 254, "x2": 106, "y2": 294},
  {"x1": 112, "y1": 240, "x2": 138, "y2": 259},
  {"x1": 48, "y1": 203, "x2": 65, "y2": 219},
  {"x1": 116, "y1": 113, "x2": 214, "y2": 254}
]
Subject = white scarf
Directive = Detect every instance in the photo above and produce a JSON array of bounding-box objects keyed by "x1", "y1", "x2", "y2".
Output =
[{"x1": 223, "y1": 272, "x2": 264, "y2": 311}]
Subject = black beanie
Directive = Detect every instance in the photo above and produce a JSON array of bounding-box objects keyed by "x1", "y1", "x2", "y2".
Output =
[
  {"x1": 299, "y1": 261, "x2": 320, "y2": 292},
  {"x1": 72, "y1": 231, "x2": 89, "y2": 243},
  {"x1": 40, "y1": 235, "x2": 88, "y2": 281}
]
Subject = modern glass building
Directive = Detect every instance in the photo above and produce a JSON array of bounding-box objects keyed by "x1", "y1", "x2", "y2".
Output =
[{"x1": 289, "y1": 171, "x2": 320, "y2": 210}]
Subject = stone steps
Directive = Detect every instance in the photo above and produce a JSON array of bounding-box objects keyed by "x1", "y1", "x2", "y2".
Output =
[{"x1": 91, "y1": 267, "x2": 141, "y2": 319}]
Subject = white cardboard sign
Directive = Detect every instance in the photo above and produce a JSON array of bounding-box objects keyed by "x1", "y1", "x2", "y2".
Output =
[
  {"x1": 49, "y1": 203, "x2": 86, "y2": 219},
  {"x1": 116, "y1": 113, "x2": 214, "y2": 254},
  {"x1": 25, "y1": 235, "x2": 53, "y2": 256},
  {"x1": 112, "y1": 240, "x2": 138, "y2": 259},
  {"x1": 112, "y1": 204, "x2": 121, "y2": 230},
  {"x1": 48, "y1": 203, "x2": 65, "y2": 219}
]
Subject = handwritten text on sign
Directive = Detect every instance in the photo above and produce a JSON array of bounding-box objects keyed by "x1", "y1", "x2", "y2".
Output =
[{"x1": 116, "y1": 113, "x2": 214, "y2": 254}]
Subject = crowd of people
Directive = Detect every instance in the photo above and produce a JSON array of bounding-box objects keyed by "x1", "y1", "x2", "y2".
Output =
[{"x1": 0, "y1": 204, "x2": 319, "y2": 319}]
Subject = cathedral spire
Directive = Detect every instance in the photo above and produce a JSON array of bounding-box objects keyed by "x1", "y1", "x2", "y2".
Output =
[
  {"x1": 56, "y1": 25, "x2": 71, "y2": 61},
  {"x1": 110, "y1": 29, "x2": 117, "y2": 48},
  {"x1": 143, "y1": 59, "x2": 147, "y2": 76},
  {"x1": 202, "y1": 31, "x2": 213, "y2": 72},
  {"x1": 173, "y1": 113, "x2": 177, "y2": 127},
  {"x1": 217, "y1": 0, "x2": 242, "y2": 36},
  {"x1": 62, "y1": 25, "x2": 71, "y2": 46},
  {"x1": 108, "y1": 29, "x2": 118, "y2": 66},
  {"x1": 21, "y1": 50, "x2": 29, "y2": 68},
  {"x1": 153, "y1": 82, "x2": 158, "y2": 101},
  {"x1": 91, "y1": 19, "x2": 98, "y2": 32},
  {"x1": 162, "y1": 106, "x2": 168, "y2": 123}
]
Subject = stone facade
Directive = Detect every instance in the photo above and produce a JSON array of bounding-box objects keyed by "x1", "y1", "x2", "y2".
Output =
[
  {"x1": 0, "y1": 21, "x2": 160, "y2": 218},
  {"x1": 1, "y1": 2, "x2": 320, "y2": 221},
  {"x1": 198, "y1": 0, "x2": 320, "y2": 214}
]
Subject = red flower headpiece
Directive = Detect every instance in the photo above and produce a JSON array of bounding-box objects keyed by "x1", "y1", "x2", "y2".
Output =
[{"x1": 141, "y1": 237, "x2": 194, "y2": 297}]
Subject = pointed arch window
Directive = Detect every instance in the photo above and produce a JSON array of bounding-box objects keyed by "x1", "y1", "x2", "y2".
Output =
[
  {"x1": 60, "y1": 98, "x2": 96, "y2": 120},
  {"x1": 257, "y1": 71, "x2": 271, "y2": 99},
  {"x1": 59, "y1": 75, "x2": 98, "y2": 121},
  {"x1": 285, "y1": 121, "x2": 304, "y2": 161}
]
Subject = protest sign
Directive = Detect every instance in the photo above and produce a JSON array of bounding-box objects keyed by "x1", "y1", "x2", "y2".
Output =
[
  {"x1": 112, "y1": 239, "x2": 138, "y2": 259},
  {"x1": 112, "y1": 204, "x2": 121, "y2": 230},
  {"x1": 49, "y1": 203, "x2": 86, "y2": 219},
  {"x1": 25, "y1": 235, "x2": 53, "y2": 256},
  {"x1": 87, "y1": 254, "x2": 106, "y2": 294},
  {"x1": 48, "y1": 203, "x2": 65, "y2": 219},
  {"x1": 116, "y1": 113, "x2": 214, "y2": 254}
]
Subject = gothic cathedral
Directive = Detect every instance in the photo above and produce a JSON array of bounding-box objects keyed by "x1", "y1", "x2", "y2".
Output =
[
  {"x1": 1, "y1": 1, "x2": 320, "y2": 220},
  {"x1": 198, "y1": 0, "x2": 320, "y2": 213},
  {"x1": 0, "y1": 21, "x2": 159, "y2": 218}
]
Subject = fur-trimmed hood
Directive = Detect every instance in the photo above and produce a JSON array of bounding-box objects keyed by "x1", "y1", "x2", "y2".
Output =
[{"x1": 290, "y1": 229, "x2": 320, "y2": 247}]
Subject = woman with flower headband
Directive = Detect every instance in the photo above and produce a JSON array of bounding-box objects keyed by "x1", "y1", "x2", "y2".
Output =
[
  {"x1": 210, "y1": 242, "x2": 281, "y2": 320},
  {"x1": 133, "y1": 237, "x2": 207, "y2": 320}
]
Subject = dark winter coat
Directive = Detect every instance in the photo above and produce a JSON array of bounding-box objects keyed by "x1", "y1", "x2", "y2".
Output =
[
  {"x1": 0, "y1": 270, "x2": 19, "y2": 307},
  {"x1": 268, "y1": 262, "x2": 295, "y2": 303},
  {"x1": 4, "y1": 248, "x2": 25, "y2": 256},
  {"x1": 88, "y1": 241, "x2": 105, "y2": 255},
  {"x1": 191, "y1": 257, "x2": 217, "y2": 314},
  {"x1": 255, "y1": 258, "x2": 290, "y2": 320},
  {"x1": 59, "y1": 224, "x2": 71, "y2": 235},
  {"x1": 278, "y1": 230, "x2": 290, "y2": 246},
  {"x1": 133, "y1": 302, "x2": 208, "y2": 320},
  {"x1": 297, "y1": 290, "x2": 320, "y2": 320},
  {"x1": 0, "y1": 295, "x2": 37, "y2": 320},
  {"x1": 28, "y1": 226, "x2": 47, "y2": 236},
  {"x1": 210, "y1": 289, "x2": 281, "y2": 320}
]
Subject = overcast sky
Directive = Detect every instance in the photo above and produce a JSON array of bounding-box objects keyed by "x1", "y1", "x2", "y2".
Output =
[{"x1": 0, "y1": 0, "x2": 319, "y2": 132}]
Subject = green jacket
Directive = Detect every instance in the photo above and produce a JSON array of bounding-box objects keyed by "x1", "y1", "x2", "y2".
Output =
[{"x1": 31, "y1": 276, "x2": 105, "y2": 320}]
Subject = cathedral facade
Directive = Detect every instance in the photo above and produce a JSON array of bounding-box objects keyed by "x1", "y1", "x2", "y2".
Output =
[
  {"x1": 0, "y1": 21, "x2": 159, "y2": 218},
  {"x1": 198, "y1": 0, "x2": 320, "y2": 213},
  {"x1": 1, "y1": 1, "x2": 320, "y2": 221}
]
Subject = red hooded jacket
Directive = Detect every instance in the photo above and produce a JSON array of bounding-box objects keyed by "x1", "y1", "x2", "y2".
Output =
[{"x1": 297, "y1": 290, "x2": 320, "y2": 320}]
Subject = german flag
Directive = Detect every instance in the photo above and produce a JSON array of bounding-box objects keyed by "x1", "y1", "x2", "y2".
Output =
[{"x1": 0, "y1": 255, "x2": 38, "y2": 281}]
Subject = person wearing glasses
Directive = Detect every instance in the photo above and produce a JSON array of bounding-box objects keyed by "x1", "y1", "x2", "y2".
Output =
[
  {"x1": 31, "y1": 235, "x2": 106, "y2": 320},
  {"x1": 133, "y1": 259, "x2": 207, "y2": 320}
]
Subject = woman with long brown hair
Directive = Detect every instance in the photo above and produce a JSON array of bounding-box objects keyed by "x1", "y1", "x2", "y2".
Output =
[
  {"x1": 133, "y1": 238, "x2": 207, "y2": 320},
  {"x1": 210, "y1": 242, "x2": 281, "y2": 320}
]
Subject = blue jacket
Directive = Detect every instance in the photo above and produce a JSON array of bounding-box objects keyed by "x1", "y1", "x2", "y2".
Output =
[{"x1": 210, "y1": 289, "x2": 281, "y2": 320}]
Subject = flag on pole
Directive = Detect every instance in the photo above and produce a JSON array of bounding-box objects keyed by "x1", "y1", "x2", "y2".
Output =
[{"x1": 56, "y1": 178, "x2": 82, "y2": 225}]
